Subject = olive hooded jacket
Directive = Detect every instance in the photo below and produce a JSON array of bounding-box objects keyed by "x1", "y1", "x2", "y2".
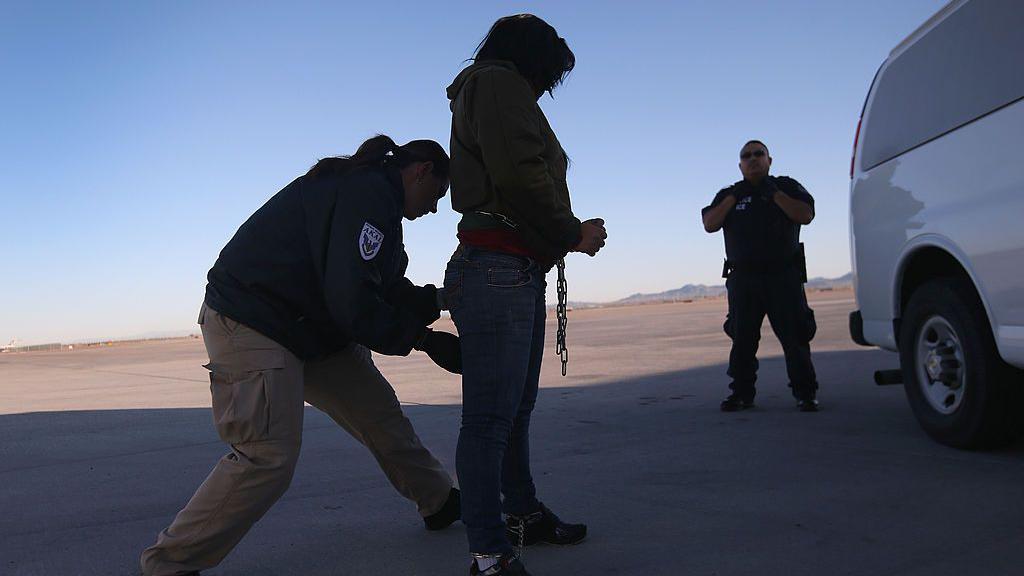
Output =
[{"x1": 446, "y1": 60, "x2": 582, "y2": 269}]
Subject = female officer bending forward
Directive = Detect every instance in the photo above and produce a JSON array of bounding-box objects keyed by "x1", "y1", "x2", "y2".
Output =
[{"x1": 141, "y1": 135, "x2": 462, "y2": 576}]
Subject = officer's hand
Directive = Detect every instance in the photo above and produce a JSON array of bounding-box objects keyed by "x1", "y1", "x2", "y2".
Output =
[
  {"x1": 415, "y1": 329, "x2": 462, "y2": 374},
  {"x1": 574, "y1": 218, "x2": 607, "y2": 256},
  {"x1": 406, "y1": 284, "x2": 442, "y2": 325}
]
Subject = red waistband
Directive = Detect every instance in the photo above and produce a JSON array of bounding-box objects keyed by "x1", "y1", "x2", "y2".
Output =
[{"x1": 457, "y1": 228, "x2": 539, "y2": 260}]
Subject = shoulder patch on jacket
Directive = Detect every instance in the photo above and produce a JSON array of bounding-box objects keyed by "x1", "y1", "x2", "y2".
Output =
[{"x1": 359, "y1": 222, "x2": 384, "y2": 261}]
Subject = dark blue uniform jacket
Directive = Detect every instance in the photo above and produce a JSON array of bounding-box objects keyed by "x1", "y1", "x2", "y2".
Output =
[
  {"x1": 204, "y1": 164, "x2": 428, "y2": 360},
  {"x1": 702, "y1": 175, "x2": 814, "y2": 272}
]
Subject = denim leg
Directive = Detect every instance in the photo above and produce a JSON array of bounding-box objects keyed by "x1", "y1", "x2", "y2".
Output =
[
  {"x1": 501, "y1": 282, "x2": 545, "y2": 517},
  {"x1": 447, "y1": 248, "x2": 542, "y2": 555}
]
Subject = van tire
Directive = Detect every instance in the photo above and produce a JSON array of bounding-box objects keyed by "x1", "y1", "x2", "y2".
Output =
[{"x1": 898, "y1": 278, "x2": 1021, "y2": 448}]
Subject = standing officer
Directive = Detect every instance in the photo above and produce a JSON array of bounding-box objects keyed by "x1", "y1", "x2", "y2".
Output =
[
  {"x1": 701, "y1": 140, "x2": 820, "y2": 412},
  {"x1": 141, "y1": 135, "x2": 464, "y2": 576}
]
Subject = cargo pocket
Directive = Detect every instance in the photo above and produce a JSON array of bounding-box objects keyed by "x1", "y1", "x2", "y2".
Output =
[
  {"x1": 205, "y1": 351, "x2": 285, "y2": 445},
  {"x1": 805, "y1": 306, "x2": 817, "y2": 342}
]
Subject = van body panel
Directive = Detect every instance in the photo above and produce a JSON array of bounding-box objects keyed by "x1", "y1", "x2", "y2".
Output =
[
  {"x1": 852, "y1": 99, "x2": 1024, "y2": 368},
  {"x1": 850, "y1": 0, "x2": 1024, "y2": 370}
]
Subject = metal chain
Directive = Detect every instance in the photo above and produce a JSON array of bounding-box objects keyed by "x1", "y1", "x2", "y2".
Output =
[
  {"x1": 556, "y1": 258, "x2": 568, "y2": 376},
  {"x1": 514, "y1": 515, "x2": 525, "y2": 561}
]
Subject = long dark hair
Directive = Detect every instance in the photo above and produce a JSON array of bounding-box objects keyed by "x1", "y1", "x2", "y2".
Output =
[
  {"x1": 474, "y1": 14, "x2": 575, "y2": 96},
  {"x1": 306, "y1": 135, "x2": 450, "y2": 180}
]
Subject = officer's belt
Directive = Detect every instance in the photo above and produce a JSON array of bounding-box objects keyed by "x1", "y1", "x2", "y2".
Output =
[
  {"x1": 723, "y1": 243, "x2": 806, "y2": 280},
  {"x1": 722, "y1": 258, "x2": 794, "y2": 276}
]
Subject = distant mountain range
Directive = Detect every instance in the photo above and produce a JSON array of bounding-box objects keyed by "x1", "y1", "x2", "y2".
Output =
[
  {"x1": 6, "y1": 274, "x2": 853, "y2": 350},
  {"x1": 569, "y1": 272, "x2": 853, "y2": 308}
]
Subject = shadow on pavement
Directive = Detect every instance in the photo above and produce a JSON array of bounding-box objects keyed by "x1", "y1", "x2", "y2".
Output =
[{"x1": 2, "y1": 348, "x2": 1022, "y2": 576}]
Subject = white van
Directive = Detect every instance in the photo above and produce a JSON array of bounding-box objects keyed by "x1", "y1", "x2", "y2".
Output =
[{"x1": 848, "y1": 0, "x2": 1024, "y2": 448}]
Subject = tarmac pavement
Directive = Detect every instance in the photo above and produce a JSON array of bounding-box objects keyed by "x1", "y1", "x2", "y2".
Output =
[{"x1": 1, "y1": 290, "x2": 1022, "y2": 576}]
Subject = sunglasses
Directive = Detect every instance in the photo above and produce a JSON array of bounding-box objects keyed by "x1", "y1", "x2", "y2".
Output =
[{"x1": 740, "y1": 150, "x2": 767, "y2": 160}]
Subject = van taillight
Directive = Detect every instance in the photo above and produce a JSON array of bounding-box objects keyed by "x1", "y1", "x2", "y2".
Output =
[
  {"x1": 850, "y1": 117, "x2": 862, "y2": 179},
  {"x1": 851, "y1": 116, "x2": 860, "y2": 179}
]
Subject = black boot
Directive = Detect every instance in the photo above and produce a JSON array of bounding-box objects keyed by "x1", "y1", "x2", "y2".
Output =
[
  {"x1": 506, "y1": 502, "x2": 587, "y2": 547},
  {"x1": 796, "y1": 395, "x2": 820, "y2": 412},
  {"x1": 424, "y1": 487, "x2": 461, "y2": 531},
  {"x1": 470, "y1": 552, "x2": 531, "y2": 575},
  {"x1": 720, "y1": 392, "x2": 755, "y2": 412}
]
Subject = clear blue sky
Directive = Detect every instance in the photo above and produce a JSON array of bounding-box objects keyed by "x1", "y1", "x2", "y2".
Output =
[{"x1": 1, "y1": 0, "x2": 947, "y2": 345}]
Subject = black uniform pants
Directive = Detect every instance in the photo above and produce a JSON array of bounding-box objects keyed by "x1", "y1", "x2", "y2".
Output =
[{"x1": 724, "y1": 266, "x2": 818, "y2": 400}]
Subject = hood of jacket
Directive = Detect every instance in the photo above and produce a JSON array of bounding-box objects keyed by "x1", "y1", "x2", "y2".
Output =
[{"x1": 446, "y1": 60, "x2": 528, "y2": 109}]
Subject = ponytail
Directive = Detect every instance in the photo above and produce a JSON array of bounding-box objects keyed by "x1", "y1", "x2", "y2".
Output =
[{"x1": 306, "y1": 134, "x2": 449, "y2": 180}]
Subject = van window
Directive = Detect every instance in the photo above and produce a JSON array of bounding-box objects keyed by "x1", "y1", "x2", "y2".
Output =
[{"x1": 860, "y1": 0, "x2": 1024, "y2": 170}]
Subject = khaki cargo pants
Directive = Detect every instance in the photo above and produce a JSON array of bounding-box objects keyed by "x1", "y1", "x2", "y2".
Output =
[{"x1": 140, "y1": 304, "x2": 453, "y2": 576}]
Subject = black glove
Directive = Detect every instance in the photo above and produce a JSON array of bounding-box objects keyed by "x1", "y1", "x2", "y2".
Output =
[
  {"x1": 405, "y1": 284, "x2": 442, "y2": 325},
  {"x1": 415, "y1": 329, "x2": 462, "y2": 374}
]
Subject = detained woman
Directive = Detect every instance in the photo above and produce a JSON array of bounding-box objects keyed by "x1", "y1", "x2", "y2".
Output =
[{"x1": 444, "y1": 14, "x2": 608, "y2": 576}]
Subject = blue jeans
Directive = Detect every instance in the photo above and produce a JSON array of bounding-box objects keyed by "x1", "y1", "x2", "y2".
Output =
[{"x1": 444, "y1": 246, "x2": 545, "y2": 554}]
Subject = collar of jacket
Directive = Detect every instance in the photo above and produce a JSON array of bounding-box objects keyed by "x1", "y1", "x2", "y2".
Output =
[
  {"x1": 739, "y1": 175, "x2": 773, "y2": 191},
  {"x1": 446, "y1": 59, "x2": 530, "y2": 106}
]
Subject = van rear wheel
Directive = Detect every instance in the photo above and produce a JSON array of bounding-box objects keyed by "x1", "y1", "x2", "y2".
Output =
[{"x1": 898, "y1": 278, "x2": 1021, "y2": 448}]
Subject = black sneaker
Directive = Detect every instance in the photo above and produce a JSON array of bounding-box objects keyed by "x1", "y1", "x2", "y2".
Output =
[
  {"x1": 720, "y1": 393, "x2": 755, "y2": 412},
  {"x1": 797, "y1": 397, "x2": 820, "y2": 412},
  {"x1": 424, "y1": 487, "x2": 461, "y2": 531},
  {"x1": 506, "y1": 502, "x2": 587, "y2": 547},
  {"x1": 470, "y1": 552, "x2": 531, "y2": 575}
]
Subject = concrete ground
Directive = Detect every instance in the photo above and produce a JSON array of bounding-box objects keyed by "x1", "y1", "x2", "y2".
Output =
[{"x1": 1, "y1": 290, "x2": 1022, "y2": 576}]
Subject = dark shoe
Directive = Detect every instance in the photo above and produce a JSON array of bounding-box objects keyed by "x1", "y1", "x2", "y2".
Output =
[
  {"x1": 797, "y1": 397, "x2": 820, "y2": 412},
  {"x1": 470, "y1": 552, "x2": 531, "y2": 575},
  {"x1": 720, "y1": 393, "x2": 755, "y2": 412},
  {"x1": 506, "y1": 502, "x2": 587, "y2": 547},
  {"x1": 424, "y1": 487, "x2": 460, "y2": 531}
]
